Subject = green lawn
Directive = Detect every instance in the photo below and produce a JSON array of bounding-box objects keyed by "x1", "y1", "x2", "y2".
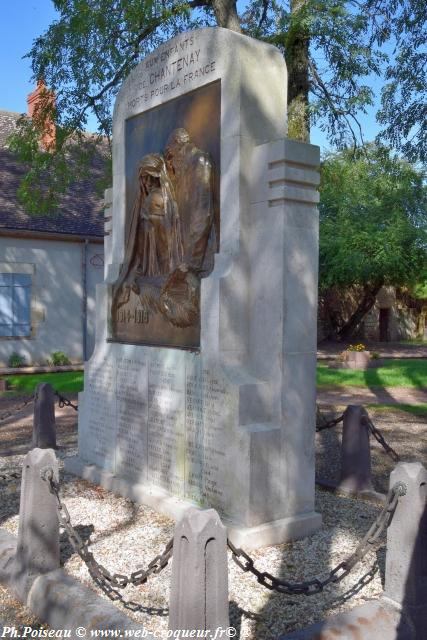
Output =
[
  {"x1": 2, "y1": 359, "x2": 426, "y2": 396},
  {"x1": 367, "y1": 403, "x2": 427, "y2": 417},
  {"x1": 2, "y1": 371, "x2": 84, "y2": 395},
  {"x1": 317, "y1": 358, "x2": 427, "y2": 388}
]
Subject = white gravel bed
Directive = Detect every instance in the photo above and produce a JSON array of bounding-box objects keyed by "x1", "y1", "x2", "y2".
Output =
[
  {"x1": 1, "y1": 404, "x2": 425, "y2": 637},
  {"x1": 1, "y1": 451, "x2": 386, "y2": 639}
]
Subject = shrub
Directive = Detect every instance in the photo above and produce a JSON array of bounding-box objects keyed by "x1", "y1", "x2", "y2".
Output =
[
  {"x1": 8, "y1": 352, "x2": 26, "y2": 368},
  {"x1": 50, "y1": 351, "x2": 71, "y2": 366}
]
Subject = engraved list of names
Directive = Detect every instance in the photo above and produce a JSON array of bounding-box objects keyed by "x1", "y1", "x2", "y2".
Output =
[
  {"x1": 148, "y1": 357, "x2": 185, "y2": 495},
  {"x1": 115, "y1": 355, "x2": 148, "y2": 481},
  {"x1": 185, "y1": 366, "x2": 230, "y2": 513},
  {"x1": 82, "y1": 352, "x2": 234, "y2": 514},
  {"x1": 81, "y1": 358, "x2": 116, "y2": 471}
]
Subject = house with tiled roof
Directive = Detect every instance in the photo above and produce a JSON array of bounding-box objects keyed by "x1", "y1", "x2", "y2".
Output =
[{"x1": 0, "y1": 90, "x2": 106, "y2": 366}]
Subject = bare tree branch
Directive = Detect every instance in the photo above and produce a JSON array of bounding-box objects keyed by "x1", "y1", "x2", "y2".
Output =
[
  {"x1": 309, "y1": 58, "x2": 362, "y2": 149},
  {"x1": 258, "y1": 0, "x2": 270, "y2": 30},
  {"x1": 86, "y1": 3, "x2": 195, "y2": 105},
  {"x1": 309, "y1": 59, "x2": 346, "y2": 117}
]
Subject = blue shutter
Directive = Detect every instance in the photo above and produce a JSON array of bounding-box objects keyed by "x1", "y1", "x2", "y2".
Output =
[
  {"x1": 12, "y1": 274, "x2": 31, "y2": 336},
  {"x1": 0, "y1": 274, "x2": 13, "y2": 336}
]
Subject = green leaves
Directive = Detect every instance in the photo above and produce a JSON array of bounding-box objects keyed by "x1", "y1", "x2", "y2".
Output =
[
  {"x1": 12, "y1": 0, "x2": 204, "y2": 214},
  {"x1": 319, "y1": 144, "x2": 427, "y2": 293},
  {"x1": 10, "y1": 0, "x2": 426, "y2": 214},
  {"x1": 8, "y1": 117, "x2": 109, "y2": 216},
  {"x1": 28, "y1": 0, "x2": 204, "y2": 138},
  {"x1": 369, "y1": 0, "x2": 427, "y2": 162}
]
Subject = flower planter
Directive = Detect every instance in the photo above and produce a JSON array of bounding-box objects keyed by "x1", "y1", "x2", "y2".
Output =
[{"x1": 342, "y1": 350, "x2": 371, "y2": 370}]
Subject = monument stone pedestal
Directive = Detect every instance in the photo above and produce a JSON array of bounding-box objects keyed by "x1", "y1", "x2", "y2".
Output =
[{"x1": 65, "y1": 27, "x2": 321, "y2": 549}]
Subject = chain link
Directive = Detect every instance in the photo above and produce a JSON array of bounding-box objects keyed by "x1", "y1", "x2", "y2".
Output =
[
  {"x1": 228, "y1": 481, "x2": 406, "y2": 596},
  {"x1": 0, "y1": 395, "x2": 34, "y2": 422},
  {"x1": 41, "y1": 458, "x2": 404, "y2": 605},
  {"x1": 42, "y1": 469, "x2": 172, "y2": 610},
  {"x1": 0, "y1": 469, "x2": 21, "y2": 484},
  {"x1": 316, "y1": 406, "x2": 400, "y2": 464},
  {"x1": 316, "y1": 405, "x2": 345, "y2": 433},
  {"x1": 54, "y1": 391, "x2": 78, "y2": 412},
  {"x1": 331, "y1": 561, "x2": 379, "y2": 605},
  {"x1": 362, "y1": 415, "x2": 400, "y2": 462}
]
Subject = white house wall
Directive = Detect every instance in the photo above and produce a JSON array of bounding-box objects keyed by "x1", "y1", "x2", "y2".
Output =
[{"x1": 0, "y1": 236, "x2": 104, "y2": 366}]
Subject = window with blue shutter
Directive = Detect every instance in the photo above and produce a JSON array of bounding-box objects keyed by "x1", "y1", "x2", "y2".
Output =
[{"x1": 0, "y1": 274, "x2": 31, "y2": 337}]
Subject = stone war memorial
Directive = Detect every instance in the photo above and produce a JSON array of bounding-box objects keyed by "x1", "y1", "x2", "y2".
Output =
[{"x1": 65, "y1": 27, "x2": 321, "y2": 548}]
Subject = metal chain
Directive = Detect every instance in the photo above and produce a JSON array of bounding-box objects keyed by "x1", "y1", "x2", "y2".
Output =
[
  {"x1": 331, "y1": 561, "x2": 379, "y2": 605},
  {"x1": 316, "y1": 406, "x2": 345, "y2": 433},
  {"x1": 228, "y1": 481, "x2": 406, "y2": 596},
  {"x1": 54, "y1": 391, "x2": 78, "y2": 412},
  {"x1": 362, "y1": 415, "x2": 400, "y2": 462},
  {"x1": 0, "y1": 395, "x2": 34, "y2": 422},
  {"x1": 316, "y1": 406, "x2": 400, "y2": 464},
  {"x1": 42, "y1": 469, "x2": 172, "y2": 610},
  {"x1": 0, "y1": 469, "x2": 21, "y2": 484}
]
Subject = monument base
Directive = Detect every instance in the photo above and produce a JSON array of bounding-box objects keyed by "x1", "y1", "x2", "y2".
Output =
[
  {"x1": 227, "y1": 512, "x2": 321, "y2": 550},
  {"x1": 65, "y1": 455, "x2": 321, "y2": 550}
]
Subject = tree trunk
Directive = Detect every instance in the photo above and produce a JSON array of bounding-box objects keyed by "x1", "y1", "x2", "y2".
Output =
[
  {"x1": 209, "y1": 1, "x2": 310, "y2": 141},
  {"x1": 286, "y1": 0, "x2": 310, "y2": 142},
  {"x1": 211, "y1": 0, "x2": 242, "y2": 32},
  {"x1": 338, "y1": 282, "x2": 384, "y2": 340}
]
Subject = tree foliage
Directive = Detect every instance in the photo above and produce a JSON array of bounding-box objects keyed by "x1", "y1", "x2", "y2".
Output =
[
  {"x1": 8, "y1": 0, "x2": 427, "y2": 213},
  {"x1": 375, "y1": 0, "x2": 427, "y2": 163},
  {"x1": 319, "y1": 144, "x2": 427, "y2": 336},
  {"x1": 8, "y1": 109, "x2": 107, "y2": 215}
]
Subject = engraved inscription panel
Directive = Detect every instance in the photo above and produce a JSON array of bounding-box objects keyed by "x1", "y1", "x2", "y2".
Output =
[
  {"x1": 115, "y1": 355, "x2": 148, "y2": 481},
  {"x1": 111, "y1": 81, "x2": 221, "y2": 350},
  {"x1": 126, "y1": 34, "x2": 217, "y2": 110},
  {"x1": 80, "y1": 351, "x2": 236, "y2": 518},
  {"x1": 80, "y1": 359, "x2": 116, "y2": 471},
  {"x1": 148, "y1": 356, "x2": 185, "y2": 495},
  {"x1": 185, "y1": 364, "x2": 233, "y2": 516}
]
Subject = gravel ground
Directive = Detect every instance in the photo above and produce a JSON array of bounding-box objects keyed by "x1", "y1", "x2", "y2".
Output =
[
  {"x1": 316, "y1": 404, "x2": 427, "y2": 494},
  {"x1": 318, "y1": 385, "x2": 427, "y2": 405},
  {"x1": 0, "y1": 397, "x2": 426, "y2": 638}
]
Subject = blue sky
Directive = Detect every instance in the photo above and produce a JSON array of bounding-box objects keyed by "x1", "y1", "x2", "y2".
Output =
[
  {"x1": 0, "y1": 0, "x2": 383, "y2": 153},
  {"x1": 0, "y1": 3, "x2": 57, "y2": 112}
]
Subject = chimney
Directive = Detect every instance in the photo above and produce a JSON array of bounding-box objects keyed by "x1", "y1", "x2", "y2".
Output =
[{"x1": 27, "y1": 79, "x2": 56, "y2": 151}]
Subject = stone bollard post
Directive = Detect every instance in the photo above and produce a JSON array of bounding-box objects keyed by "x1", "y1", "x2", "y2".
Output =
[
  {"x1": 169, "y1": 508, "x2": 229, "y2": 637},
  {"x1": 384, "y1": 462, "x2": 427, "y2": 635},
  {"x1": 12, "y1": 448, "x2": 60, "y2": 600},
  {"x1": 32, "y1": 383, "x2": 56, "y2": 450},
  {"x1": 339, "y1": 405, "x2": 374, "y2": 493}
]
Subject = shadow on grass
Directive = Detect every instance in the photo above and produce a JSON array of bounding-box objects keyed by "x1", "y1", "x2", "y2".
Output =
[
  {"x1": 367, "y1": 403, "x2": 427, "y2": 418},
  {"x1": 317, "y1": 359, "x2": 427, "y2": 389},
  {"x1": 363, "y1": 359, "x2": 427, "y2": 390}
]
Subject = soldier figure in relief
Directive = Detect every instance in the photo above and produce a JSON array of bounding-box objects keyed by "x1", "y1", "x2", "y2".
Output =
[{"x1": 164, "y1": 128, "x2": 217, "y2": 277}]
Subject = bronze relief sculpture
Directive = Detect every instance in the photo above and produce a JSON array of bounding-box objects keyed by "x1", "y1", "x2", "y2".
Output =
[{"x1": 111, "y1": 128, "x2": 218, "y2": 348}]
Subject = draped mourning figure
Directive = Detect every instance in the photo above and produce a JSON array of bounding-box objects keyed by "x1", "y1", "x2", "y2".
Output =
[
  {"x1": 112, "y1": 129, "x2": 217, "y2": 334},
  {"x1": 113, "y1": 153, "x2": 183, "y2": 311}
]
